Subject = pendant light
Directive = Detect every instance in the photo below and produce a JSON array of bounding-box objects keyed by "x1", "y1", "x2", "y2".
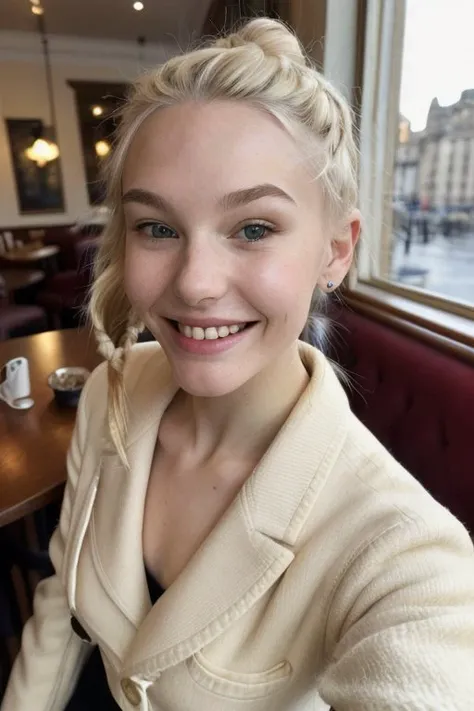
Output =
[
  {"x1": 25, "y1": 10, "x2": 60, "y2": 167},
  {"x1": 95, "y1": 140, "x2": 111, "y2": 158}
]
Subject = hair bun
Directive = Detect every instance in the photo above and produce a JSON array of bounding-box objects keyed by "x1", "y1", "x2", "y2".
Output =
[{"x1": 215, "y1": 18, "x2": 307, "y2": 68}]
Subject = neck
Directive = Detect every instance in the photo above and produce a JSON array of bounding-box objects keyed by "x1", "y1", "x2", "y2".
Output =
[{"x1": 167, "y1": 342, "x2": 310, "y2": 466}]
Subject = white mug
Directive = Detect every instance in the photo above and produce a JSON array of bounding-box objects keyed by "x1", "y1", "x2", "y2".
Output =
[
  {"x1": 0, "y1": 357, "x2": 34, "y2": 409},
  {"x1": 3, "y1": 231, "x2": 14, "y2": 251}
]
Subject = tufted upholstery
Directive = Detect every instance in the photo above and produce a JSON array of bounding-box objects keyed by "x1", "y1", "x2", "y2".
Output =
[{"x1": 330, "y1": 307, "x2": 474, "y2": 535}]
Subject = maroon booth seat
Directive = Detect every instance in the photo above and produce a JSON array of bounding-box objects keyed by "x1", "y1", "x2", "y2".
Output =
[{"x1": 329, "y1": 306, "x2": 474, "y2": 534}]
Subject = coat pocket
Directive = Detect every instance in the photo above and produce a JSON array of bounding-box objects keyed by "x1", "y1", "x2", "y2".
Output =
[{"x1": 186, "y1": 652, "x2": 292, "y2": 700}]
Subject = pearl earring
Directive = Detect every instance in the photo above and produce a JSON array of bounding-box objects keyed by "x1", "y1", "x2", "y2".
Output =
[{"x1": 326, "y1": 280, "x2": 335, "y2": 290}]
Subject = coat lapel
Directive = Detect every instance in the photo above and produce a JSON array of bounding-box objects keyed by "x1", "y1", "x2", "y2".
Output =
[
  {"x1": 123, "y1": 489, "x2": 295, "y2": 677},
  {"x1": 90, "y1": 346, "x2": 177, "y2": 629},
  {"x1": 90, "y1": 342, "x2": 349, "y2": 676},
  {"x1": 121, "y1": 344, "x2": 349, "y2": 678}
]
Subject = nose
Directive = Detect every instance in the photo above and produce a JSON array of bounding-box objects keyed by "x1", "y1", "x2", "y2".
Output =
[{"x1": 172, "y1": 239, "x2": 229, "y2": 307}]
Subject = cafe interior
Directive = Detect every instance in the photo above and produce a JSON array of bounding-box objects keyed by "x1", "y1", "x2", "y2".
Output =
[{"x1": 0, "y1": 0, "x2": 473, "y2": 700}]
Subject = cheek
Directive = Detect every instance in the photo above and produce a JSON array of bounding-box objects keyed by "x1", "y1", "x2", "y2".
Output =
[
  {"x1": 247, "y1": 246, "x2": 323, "y2": 318},
  {"x1": 123, "y1": 242, "x2": 169, "y2": 309}
]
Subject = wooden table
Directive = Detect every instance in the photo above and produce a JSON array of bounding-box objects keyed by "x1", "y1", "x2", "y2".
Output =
[
  {"x1": 1, "y1": 269, "x2": 45, "y2": 294},
  {"x1": 0, "y1": 245, "x2": 60, "y2": 276},
  {"x1": 0, "y1": 329, "x2": 103, "y2": 527},
  {"x1": 1, "y1": 245, "x2": 59, "y2": 264}
]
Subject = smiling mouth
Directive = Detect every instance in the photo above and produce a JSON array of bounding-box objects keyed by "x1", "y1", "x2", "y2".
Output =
[{"x1": 167, "y1": 320, "x2": 254, "y2": 341}]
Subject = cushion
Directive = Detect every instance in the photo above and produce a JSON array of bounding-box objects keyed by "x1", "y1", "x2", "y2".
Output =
[{"x1": 330, "y1": 307, "x2": 474, "y2": 533}]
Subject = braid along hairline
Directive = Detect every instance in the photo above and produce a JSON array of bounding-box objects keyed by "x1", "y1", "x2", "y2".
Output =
[{"x1": 118, "y1": 61, "x2": 357, "y2": 220}]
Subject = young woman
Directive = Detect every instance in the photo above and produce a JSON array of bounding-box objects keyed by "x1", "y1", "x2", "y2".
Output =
[{"x1": 3, "y1": 18, "x2": 474, "y2": 711}]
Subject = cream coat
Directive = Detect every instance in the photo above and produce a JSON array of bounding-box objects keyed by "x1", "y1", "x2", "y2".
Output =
[{"x1": 3, "y1": 342, "x2": 474, "y2": 711}]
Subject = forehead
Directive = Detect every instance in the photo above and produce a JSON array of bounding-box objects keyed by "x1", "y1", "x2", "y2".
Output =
[{"x1": 122, "y1": 100, "x2": 318, "y2": 203}]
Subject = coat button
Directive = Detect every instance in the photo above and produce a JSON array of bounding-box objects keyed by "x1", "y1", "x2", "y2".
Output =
[
  {"x1": 70, "y1": 616, "x2": 91, "y2": 643},
  {"x1": 121, "y1": 678, "x2": 141, "y2": 706}
]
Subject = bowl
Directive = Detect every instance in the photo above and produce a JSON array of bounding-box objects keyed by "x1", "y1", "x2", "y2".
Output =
[{"x1": 47, "y1": 367, "x2": 90, "y2": 407}]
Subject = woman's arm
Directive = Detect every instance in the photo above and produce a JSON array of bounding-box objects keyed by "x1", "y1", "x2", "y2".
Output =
[
  {"x1": 2, "y1": 373, "x2": 99, "y2": 711},
  {"x1": 319, "y1": 516, "x2": 474, "y2": 711}
]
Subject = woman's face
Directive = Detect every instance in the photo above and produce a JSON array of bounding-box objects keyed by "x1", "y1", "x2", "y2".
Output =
[{"x1": 122, "y1": 100, "x2": 357, "y2": 397}]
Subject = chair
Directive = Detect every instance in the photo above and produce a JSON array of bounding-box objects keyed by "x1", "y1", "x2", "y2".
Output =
[
  {"x1": 36, "y1": 237, "x2": 99, "y2": 329},
  {"x1": 0, "y1": 277, "x2": 47, "y2": 341},
  {"x1": 42, "y1": 225, "x2": 103, "y2": 271},
  {"x1": 0, "y1": 507, "x2": 57, "y2": 698},
  {"x1": 0, "y1": 543, "x2": 23, "y2": 699}
]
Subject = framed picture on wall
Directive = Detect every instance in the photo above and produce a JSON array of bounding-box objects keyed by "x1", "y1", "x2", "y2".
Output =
[
  {"x1": 68, "y1": 80, "x2": 128, "y2": 205},
  {"x1": 5, "y1": 118, "x2": 65, "y2": 214}
]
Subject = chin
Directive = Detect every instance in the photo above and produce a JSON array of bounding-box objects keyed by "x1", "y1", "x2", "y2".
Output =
[
  {"x1": 170, "y1": 362, "x2": 252, "y2": 398},
  {"x1": 148, "y1": 319, "x2": 266, "y2": 397}
]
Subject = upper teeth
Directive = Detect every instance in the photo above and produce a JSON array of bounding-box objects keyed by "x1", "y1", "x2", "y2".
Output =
[{"x1": 178, "y1": 323, "x2": 244, "y2": 340}]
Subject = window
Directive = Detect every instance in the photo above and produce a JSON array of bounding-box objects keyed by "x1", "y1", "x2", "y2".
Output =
[{"x1": 357, "y1": 0, "x2": 474, "y2": 313}]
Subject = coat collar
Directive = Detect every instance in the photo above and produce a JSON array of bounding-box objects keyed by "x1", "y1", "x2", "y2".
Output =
[{"x1": 89, "y1": 342, "x2": 350, "y2": 676}]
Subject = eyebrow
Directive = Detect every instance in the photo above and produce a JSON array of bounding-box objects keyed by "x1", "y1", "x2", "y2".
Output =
[
  {"x1": 121, "y1": 183, "x2": 296, "y2": 212},
  {"x1": 219, "y1": 183, "x2": 297, "y2": 210},
  {"x1": 122, "y1": 188, "x2": 170, "y2": 211}
]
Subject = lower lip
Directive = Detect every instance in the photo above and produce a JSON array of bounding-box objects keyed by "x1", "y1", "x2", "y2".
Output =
[{"x1": 166, "y1": 321, "x2": 254, "y2": 355}]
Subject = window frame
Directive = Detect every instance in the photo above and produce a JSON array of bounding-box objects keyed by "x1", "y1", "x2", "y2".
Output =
[{"x1": 345, "y1": 0, "x2": 474, "y2": 357}]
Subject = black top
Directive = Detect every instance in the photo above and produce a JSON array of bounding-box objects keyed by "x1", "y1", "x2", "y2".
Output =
[
  {"x1": 146, "y1": 566, "x2": 166, "y2": 604},
  {"x1": 65, "y1": 569, "x2": 166, "y2": 710}
]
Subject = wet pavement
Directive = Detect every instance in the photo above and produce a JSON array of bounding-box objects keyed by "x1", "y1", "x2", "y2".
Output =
[{"x1": 390, "y1": 230, "x2": 474, "y2": 305}]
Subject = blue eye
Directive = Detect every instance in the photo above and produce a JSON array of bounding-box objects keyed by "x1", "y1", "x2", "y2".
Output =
[
  {"x1": 137, "y1": 222, "x2": 178, "y2": 240},
  {"x1": 237, "y1": 223, "x2": 272, "y2": 242}
]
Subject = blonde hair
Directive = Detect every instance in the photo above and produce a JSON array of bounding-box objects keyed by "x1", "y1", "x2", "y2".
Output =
[{"x1": 89, "y1": 17, "x2": 359, "y2": 465}]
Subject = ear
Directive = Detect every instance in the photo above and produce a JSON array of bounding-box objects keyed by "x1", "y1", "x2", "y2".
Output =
[{"x1": 319, "y1": 209, "x2": 361, "y2": 290}]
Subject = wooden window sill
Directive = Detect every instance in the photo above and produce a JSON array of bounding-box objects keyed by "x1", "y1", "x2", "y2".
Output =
[{"x1": 342, "y1": 282, "x2": 474, "y2": 365}]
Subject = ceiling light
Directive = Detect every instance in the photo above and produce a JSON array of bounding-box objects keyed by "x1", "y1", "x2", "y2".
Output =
[
  {"x1": 26, "y1": 6, "x2": 60, "y2": 168},
  {"x1": 95, "y1": 140, "x2": 111, "y2": 158},
  {"x1": 133, "y1": 2, "x2": 144, "y2": 10},
  {"x1": 91, "y1": 105, "x2": 104, "y2": 117},
  {"x1": 30, "y1": 0, "x2": 41, "y2": 5},
  {"x1": 25, "y1": 138, "x2": 59, "y2": 168}
]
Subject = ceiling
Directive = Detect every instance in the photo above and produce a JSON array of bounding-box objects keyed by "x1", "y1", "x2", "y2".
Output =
[{"x1": 0, "y1": 0, "x2": 213, "y2": 45}]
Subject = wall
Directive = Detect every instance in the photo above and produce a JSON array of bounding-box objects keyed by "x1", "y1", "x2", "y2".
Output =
[
  {"x1": 0, "y1": 31, "x2": 179, "y2": 227},
  {"x1": 0, "y1": 3, "x2": 359, "y2": 228},
  {"x1": 285, "y1": 0, "x2": 326, "y2": 67},
  {"x1": 203, "y1": 0, "x2": 327, "y2": 67},
  {"x1": 323, "y1": 0, "x2": 358, "y2": 100}
]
